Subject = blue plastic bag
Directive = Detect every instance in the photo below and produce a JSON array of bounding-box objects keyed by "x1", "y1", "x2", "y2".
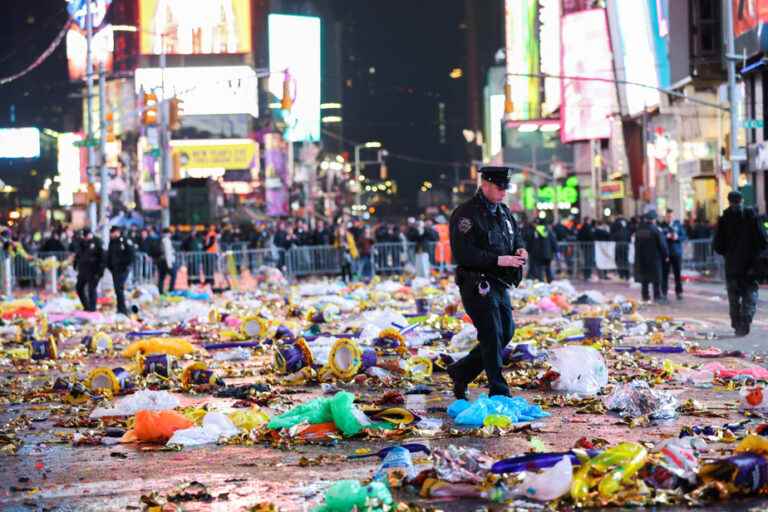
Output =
[{"x1": 448, "y1": 395, "x2": 550, "y2": 427}]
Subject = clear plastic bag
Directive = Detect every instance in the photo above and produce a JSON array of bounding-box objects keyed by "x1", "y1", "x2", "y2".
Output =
[
  {"x1": 167, "y1": 412, "x2": 239, "y2": 446},
  {"x1": 90, "y1": 390, "x2": 180, "y2": 418},
  {"x1": 605, "y1": 380, "x2": 678, "y2": 420},
  {"x1": 549, "y1": 346, "x2": 608, "y2": 396},
  {"x1": 509, "y1": 456, "x2": 573, "y2": 501}
]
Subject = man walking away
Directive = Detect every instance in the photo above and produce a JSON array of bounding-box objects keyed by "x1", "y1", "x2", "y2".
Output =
[
  {"x1": 529, "y1": 219, "x2": 558, "y2": 283},
  {"x1": 713, "y1": 191, "x2": 768, "y2": 336},
  {"x1": 634, "y1": 211, "x2": 669, "y2": 304},
  {"x1": 660, "y1": 209, "x2": 687, "y2": 300},
  {"x1": 75, "y1": 228, "x2": 104, "y2": 312},
  {"x1": 158, "y1": 228, "x2": 177, "y2": 294},
  {"x1": 107, "y1": 227, "x2": 135, "y2": 316}
]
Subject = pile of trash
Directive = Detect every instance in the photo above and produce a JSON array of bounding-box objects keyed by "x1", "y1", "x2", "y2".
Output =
[{"x1": 1, "y1": 276, "x2": 768, "y2": 510}]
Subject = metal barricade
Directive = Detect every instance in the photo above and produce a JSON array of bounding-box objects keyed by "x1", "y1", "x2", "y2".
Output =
[
  {"x1": 285, "y1": 245, "x2": 341, "y2": 277},
  {"x1": 373, "y1": 242, "x2": 410, "y2": 274},
  {"x1": 178, "y1": 251, "x2": 218, "y2": 285},
  {"x1": 131, "y1": 252, "x2": 156, "y2": 286}
]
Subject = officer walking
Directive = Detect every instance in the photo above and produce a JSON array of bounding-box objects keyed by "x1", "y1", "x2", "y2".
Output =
[
  {"x1": 634, "y1": 211, "x2": 669, "y2": 304},
  {"x1": 447, "y1": 167, "x2": 527, "y2": 399},
  {"x1": 74, "y1": 228, "x2": 105, "y2": 312},
  {"x1": 107, "y1": 226, "x2": 135, "y2": 316},
  {"x1": 659, "y1": 208, "x2": 687, "y2": 300},
  {"x1": 713, "y1": 191, "x2": 768, "y2": 336}
]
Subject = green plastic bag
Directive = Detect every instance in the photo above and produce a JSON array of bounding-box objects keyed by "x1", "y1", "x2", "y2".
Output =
[
  {"x1": 312, "y1": 480, "x2": 393, "y2": 512},
  {"x1": 267, "y1": 392, "x2": 367, "y2": 437}
]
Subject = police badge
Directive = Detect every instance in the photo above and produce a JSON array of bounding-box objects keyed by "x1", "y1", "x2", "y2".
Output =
[{"x1": 458, "y1": 217, "x2": 472, "y2": 234}]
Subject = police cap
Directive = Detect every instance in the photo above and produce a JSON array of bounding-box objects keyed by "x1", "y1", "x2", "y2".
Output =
[
  {"x1": 479, "y1": 166, "x2": 513, "y2": 189},
  {"x1": 728, "y1": 190, "x2": 743, "y2": 204}
]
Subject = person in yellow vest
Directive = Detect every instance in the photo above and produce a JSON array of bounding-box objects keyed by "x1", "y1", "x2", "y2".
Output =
[
  {"x1": 335, "y1": 224, "x2": 358, "y2": 283},
  {"x1": 203, "y1": 225, "x2": 219, "y2": 286}
]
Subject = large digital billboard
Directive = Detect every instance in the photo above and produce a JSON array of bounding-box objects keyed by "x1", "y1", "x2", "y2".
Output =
[
  {"x1": 57, "y1": 133, "x2": 84, "y2": 206},
  {"x1": 610, "y1": 0, "x2": 661, "y2": 116},
  {"x1": 539, "y1": 0, "x2": 561, "y2": 116},
  {"x1": 733, "y1": 0, "x2": 768, "y2": 55},
  {"x1": 561, "y1": 9, "x2": 615, "y2": 142},
  {"x1": 504, "y1": 0, "x2": 540, "y2": 120},
  {"x1": 134, "y1": 66, "x2": 258, "y2": 117},
  {"x1": 139, "y1": 0, "x2": 252, "y2": 55},
  {"x1": 0, "y1": 128, "x2": 40, "y2": 159},
  {"x1": 268, "y1": 14, "x2": 322, "y2": 142}
]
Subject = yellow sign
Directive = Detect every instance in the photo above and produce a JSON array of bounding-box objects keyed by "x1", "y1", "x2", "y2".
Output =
[{"x1": 171, "y1": 140, "x2": 255, "y2": 170}]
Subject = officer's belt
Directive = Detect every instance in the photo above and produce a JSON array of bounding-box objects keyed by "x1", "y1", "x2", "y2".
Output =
[{"x1": 456, "y1": 267, "x2": 513, "y2": 289}]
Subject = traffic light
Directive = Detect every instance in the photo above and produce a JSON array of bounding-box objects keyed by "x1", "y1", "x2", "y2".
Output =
[
  {"x1": 281, "y1": 71, "x2": 293, "y2": 111},
  {"x1": 142, "y1": 92, "x2": 158, "y2": 125},
  {"x1": 105, "y1": 111, "x2": 115, "y2": 142},
  {"x1": 168, "y1": 97, "x2": 183, "y2": 131}
]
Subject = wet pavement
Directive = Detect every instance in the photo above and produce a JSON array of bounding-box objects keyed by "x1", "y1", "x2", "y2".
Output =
[{"x1": 1, "y1": 278, "x2": 768, "y2": 511}]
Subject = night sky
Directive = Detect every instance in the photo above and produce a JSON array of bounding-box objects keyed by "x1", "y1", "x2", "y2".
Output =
[{"x1": 0, "y1": 0, "x2": 503, "y2": 211}]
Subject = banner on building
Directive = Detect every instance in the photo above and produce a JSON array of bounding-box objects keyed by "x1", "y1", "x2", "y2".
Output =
[
  {"x1": 264, "y1": 133, "x2": 290, "y2": 217},
  {"x1": 170, "y1": 139, "x2": 256, "y2": 170},
  {"x1": 599, "y1": 181, "x2": 625, "y2": 200}
]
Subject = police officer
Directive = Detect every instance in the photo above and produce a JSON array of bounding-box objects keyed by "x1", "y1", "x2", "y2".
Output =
[
  {"x1": 107, "y1": 226, "x2": 135, "y2": 316},
  {"x1": 713, "y1": 191, "x2": 768, "y2": 336},
  {"x1": 447, "y1": 167, "x2": 527, "y2": 399},
  {"x1": 75, "y1": 228, "x2": 104, "y2": 312},
  {"x1": 659, "y1": 209, "x2": 687, "y2": 300},
  {"x1": 634, "y1": 211, "x2": 669, "y2": 304}
]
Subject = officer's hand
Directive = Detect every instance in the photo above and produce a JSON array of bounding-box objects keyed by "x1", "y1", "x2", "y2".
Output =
[
  {"x1": 515, "y1": 248, "x2": 528, "y2": 260},
  {"x1": 498, "y1": 255, "x2": 526, "y2": 267}
]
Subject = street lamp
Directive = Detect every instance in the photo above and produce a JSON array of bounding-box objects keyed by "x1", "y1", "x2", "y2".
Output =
[{"x1": 354, "y1": 141, "x2": 383, "y2": 208}]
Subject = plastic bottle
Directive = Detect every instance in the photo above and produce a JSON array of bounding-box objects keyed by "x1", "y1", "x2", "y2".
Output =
[
  {"x1": 491, "y1": 450, "x2": 600, "y2": 474},
  {"x1": 373, "y1": 446, "x2": 415, "y2": 481}
]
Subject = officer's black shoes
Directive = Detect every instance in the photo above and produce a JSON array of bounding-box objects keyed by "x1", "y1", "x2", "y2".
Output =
[
  {"x1": 735, "y1": 322, "x2": 751, "y2": 337},
  {"x1": 446, "y1": 365, "x2": 468, "y2": 400},
  {"x1": 676, "y1": 293, "x2": 683, "y2": 301}
]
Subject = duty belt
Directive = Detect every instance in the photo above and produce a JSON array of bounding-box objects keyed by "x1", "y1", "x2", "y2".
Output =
[{"x1": 456, "y1": 267, "x2": 513, "y2": 289}]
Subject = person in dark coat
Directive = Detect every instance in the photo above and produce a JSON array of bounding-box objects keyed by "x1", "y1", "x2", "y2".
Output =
[
  {"x1": 40, "y1": 231, "x2": 67, "y2": 254},
  {"x1": 634, "y1": 211, "x2": 669, "y2": 303},
  {"x1": 528, "y1": 220, "x2": 558, "y2": 282},
  {"x1": 611, "y1": 217, "x2": 632, "y2": 280},
  {"x1": 713, "y1": 191, "x2": 768, "y2": 336},
  {"x1": 74, "y1": 228, "x2": 105, "y2": 312},
  {"x1": 106, "y1": 227, "x2": 135, "y2": 316},
  {"x1": 659, "y1": 209, "x2": 688, "y2": 300},
  {"x1": 577, "y1": 218, "x2": 596, "y2": 280}
]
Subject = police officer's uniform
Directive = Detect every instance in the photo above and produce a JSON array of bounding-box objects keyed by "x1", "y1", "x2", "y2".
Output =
[
  {"x1": 75, "y1": 229, "x2": 105, "y2": 312},
  {"x1": 107, "y1": 227, "x2": 135, "y2": 316},
  {"x1": 448, "y1": 167, "x2": 525, "y2": 398}
]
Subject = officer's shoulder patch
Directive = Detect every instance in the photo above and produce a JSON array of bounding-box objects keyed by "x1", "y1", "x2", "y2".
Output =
[{"x1": 458, "y1": 217, "x2": 472, "y2": 234}]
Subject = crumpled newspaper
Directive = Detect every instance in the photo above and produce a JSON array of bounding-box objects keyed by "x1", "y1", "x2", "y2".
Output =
[{"x1": 605, "y1": 380, "x2": 679, "y2": 420}]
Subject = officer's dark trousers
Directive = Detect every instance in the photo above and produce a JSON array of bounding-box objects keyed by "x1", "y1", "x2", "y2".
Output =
[
  {"x1": 452, "y1": 281, "x2": 515, "y2": 396},
  {"x1": 661, "y1": 252, "x2": 683, "y2": 297},
  {"x1": 76, "y1": 272, "x2": 99, "y2": 312},
  {"x1": 112, "y1": 270, "x2": 129, "y2": 314},
  {"x1": 726, "y1": 277, "x2": 758, "y2": 330},
  {"x1": 641, "y1": 280, "x2": 661, "y2": 301}
]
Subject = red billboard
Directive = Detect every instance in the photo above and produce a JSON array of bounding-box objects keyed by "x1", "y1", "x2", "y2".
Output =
[
  {"x1": 560, "y1": 9, "x2": 615, "y2": 142},
  {"x1": 733, "y1": 0, "x2": 768, "y2": 37}
]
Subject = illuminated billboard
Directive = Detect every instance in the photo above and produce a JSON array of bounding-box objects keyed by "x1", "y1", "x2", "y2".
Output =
[
  {"x1": 170, "y1": 139, "x2": 257, "y2": 170},
  {"x1": 67, "y1": 25, "x2": 113, "y2": 81},
  {"x1": 539, "y1": 0, "x2": 561, "y2": 116},
  {"x1": 139, "y1": 0, "x2": 251, "y2": 55},
  {"x1": 269, "y1": 14, "x2": 321, "y2": 142},
  {"x1": 733, "y1": 0, "x2": 768, "y2": 54},
  {"x1": 57, "y1": 133, "x2": 84, "y2": 206},
  {"x1": 561, "y1": 9, "x2": 615, "y2": 142},
  {"x1": 610, "y1": 0, "x2": 661, "y2": 116},
  {"x1": 504, "y1": 0, "x2": 540, "y2": 120},
  {"x1": 0, "y1": 128, "x2": 40, "y2": 158},
  {"x1": 648, "y1": 0, "x2": 670, "y2": 89},
  {"x1": 134, "y1": 66, "x2": 258, "y2": 117}
]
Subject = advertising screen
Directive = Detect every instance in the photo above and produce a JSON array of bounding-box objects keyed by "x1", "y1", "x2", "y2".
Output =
[
  {"x1": 268, "y1": 14, "x2": 321, "y2": 142},
  {"x1": 504, "y1": 0, "x2": 540, "y2": 120},
  {"x1": 139, "y1": 0, "x2": 251, "y2": 55},
  {"x1": 170, "y1": 139, "x2": 256, "y2": 170},
  {"x1": 66, "y1": 25, "x2": 114, "y2": 81},
  {"x1": 561, "y1": 9, "x2": 615, "y2": 142},
  {"x1": 134, "y1": 66, "x2": 258, "y2": 117},
  {"x1": 648, "y1": 0, "x2": 670, "y2": 89},
  {"x1": 57, "y1": 133, "x2": 84, "y2": 206},
  {"x1": 539, "y1": 0, "x2": 561, "y2": 116},
  {"x1": 0, "y1": 128, "x2": 40, "y2": 159},
  {"x1": 734, "y1": 0, "x2": 768, "y2": 36},
  {"x1": 612, "y1": 0, "x2": 661, "y2": 115}
]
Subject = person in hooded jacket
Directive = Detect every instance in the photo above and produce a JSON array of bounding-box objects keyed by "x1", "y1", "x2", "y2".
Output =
[
  {"x1": 528, "y1": 219, "x2": 558, "y2": 282},
  {"x1": 713, "y1": 191, "x2": 768, "y2": 336}
]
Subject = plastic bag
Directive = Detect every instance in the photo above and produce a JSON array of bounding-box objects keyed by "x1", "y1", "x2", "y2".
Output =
[
  {"x1": 374, "y1": 446, "x2": 416, "y2": 482},
  {"x1": 129, "y1": 410, "x2": 194, "y2": 443},
  {"x1": 167, "y1": 412, "x2": 239, "y2": 446},
  {"x1": 449, "y1": 324, "x2": 478, "y2": 352},
  {"x1": 605, "y1": 380, "x2": 679, "y2": 420},
  {"x1": 433, "y1": 445, "x2": 494, "y2": 484},
  {"x1": 212, "y1": 347, "x2": 251, "y2": 361},
  {"x1": 312, "y1": 480, "x2": 393, "y2": 512},
  {"x1": 571, "y1": 442, "x2": 647, "y2": 502},
  {"x1": 90, "y1": 390, "x2": 180, "y2": 418},
  {"x1": 549, "y1": 346, "x2": 608, "y2": 396},
  {"x1": 267, "y1": 391, "x2": 370, "y2": 437},
  {"x1": 121, "y1": 337, "x2": 195, "y2": 358},
  {"x1": 447, "y1": 395, "x2": 550, "y2": 428},
  {"x1": 228, "y1": 408, "x2": 269, "y2": 431},
  {"x1": 509, "y1": 456, "x2": 573, "y2": 501}
]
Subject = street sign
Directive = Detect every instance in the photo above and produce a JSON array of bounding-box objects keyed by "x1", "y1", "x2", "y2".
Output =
[{"x1": 743, "y1": 119, "x2": 764, "y2": 129}]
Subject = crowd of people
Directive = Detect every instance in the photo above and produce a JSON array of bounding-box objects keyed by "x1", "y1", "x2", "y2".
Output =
[{"x1": 0, "y1": 209, "x2": 724, "y2": 315}]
